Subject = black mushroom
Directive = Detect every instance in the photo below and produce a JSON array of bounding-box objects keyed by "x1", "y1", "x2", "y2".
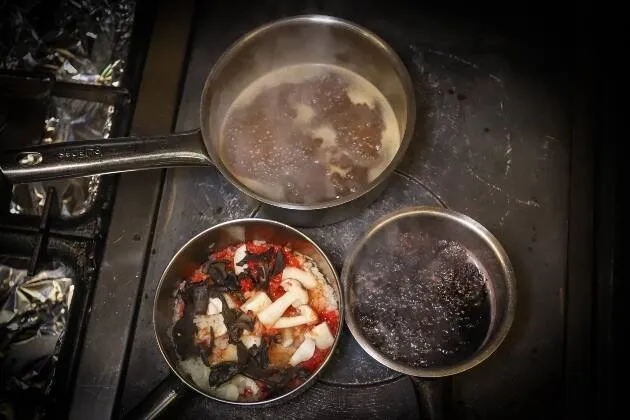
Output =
[
  {"x1": 261, "y1": 366, "x2": 309, "y2": 396},
  {"x1": 198, "y1": 327, "x2": 214, "y2": 367},
  {"x1": 220, "y1": 273, "x2": 240, "y2": 292},
  {"x1": 256, "y1": 264, "x2": 269, "y2": 289},
  {"x1": 203, "y1": 261, "x2": 227, "y2": 283},
  {"x1": 233, "y1": 313, "x2": 255, "y2": 331},
  {"x1": 239, "y1": 341, "x2": 271, "y2": 380},
  {"x1": 187, "y1": 281, "x2": 209, "y2": 314},
  {"x1": 270, "y1": 249, "x2": 286, "y2": 278},
  {"x1": 236, "y1": 248, "x2": 275, "y2": 266},
  {"x1": 251, "y1": 340, "x2": 269, "y2": 369},
  {"x1": 237, "y1": 342, "x2": 250, "y2": 365},
  {"x1": 202, "y1": 261, "x2": 239, "y2": 292},
  {"x1": 221, "y1": 303, "x2": 240, "y2": 326},
  {"x1": 228, "y1": 326, "x2": 242, "y2": 344},
  {"x1": 227, "y1": 311, "x2": 253, "y2": 344},
  {"x1": 172, "y1": 306, "x2": 196, "y2": 359},
  {"x1": 208, "y1": 362, "x2": 239, "y2": 387}
]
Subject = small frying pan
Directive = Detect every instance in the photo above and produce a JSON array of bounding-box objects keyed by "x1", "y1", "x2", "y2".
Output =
[
  {"x1": 342, "y1": 207, "x2": 516, "y2": 419},
  {"x1": 127, "y1": 218, "x2": 343, "y2": 419},
  {"x1": 0, "y1": 15, "x2": 416, "y2": 227}
]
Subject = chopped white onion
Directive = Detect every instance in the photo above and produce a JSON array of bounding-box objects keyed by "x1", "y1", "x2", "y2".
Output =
[
  {"x1": 206, "y1": 297, "x2": 223, "y2": 315},
  {"x1": 273, "y1": 305, "x2": 318, "y2": 328},
  {"x1": 282, "y1": 266, "x2": 317, "y2": 289},
  {"x1": 281, "y1": 329, "x2": 293, "y2": 348},
  {"x1": 241, "y1": 333, "x2": 262, "y2": 349},
  {"x1": 306, "y1": 322, "x2": 335, "y2": 349},
  {"x1": 234, "y1": 244, "x2": 247, "y2": 275},
  {"x1": 214, "y1": 383, "x2": 239, "y2": 400},
  {"x1": 289, "y1": 337, "x2": 316, "y2": 366},
  {"x1": 193, "y1": 314, "x2": 227, "y2": 337},
  {"x1": 257, "y1": 280, "x2": 308, "y2": 326},
  {"x1": 241, "y1": 291, "x2": 272, "y2": 314}
]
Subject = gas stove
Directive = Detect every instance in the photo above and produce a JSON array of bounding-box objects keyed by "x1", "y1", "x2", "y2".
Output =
[
  {"x1": 2, "y1": 1, "x2": 608, "y2": 419},
  {"x1": 97, "y1": 1, "x2": 587, "y2": 419}
]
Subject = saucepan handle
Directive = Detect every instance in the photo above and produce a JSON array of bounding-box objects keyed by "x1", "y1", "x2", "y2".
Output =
[
  {"x1": 124, "y1": 374, "x2": 190, "y2": 420},
  {"x1": 0, "y1": 129, "x2": 211, "y2": 184},
  {"x1": 409, "y1": 376, "x2": 452, "y2": 420}
]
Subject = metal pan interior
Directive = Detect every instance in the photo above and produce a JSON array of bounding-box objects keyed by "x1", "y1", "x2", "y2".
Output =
[
  {"x1": 342, "y1": 206, "x2": 516, "y2": 377},
  {"x1": 153, "y1": 218, "x2": 344, "y2": 405},
  {"x1": 199, "y1": 15, "x2": 415, "y2": 211}
]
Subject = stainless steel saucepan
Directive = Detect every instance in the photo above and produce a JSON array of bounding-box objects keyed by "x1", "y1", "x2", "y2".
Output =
[
  {"x1": 0, "y1": 15, "x2": 416, "y2": 227},
  {"x1": 342, "y1": 207, "x2": 517, "y2": 419},
  {"x1": 127, "y1": 218, "x2": 343, "y2": 419}
]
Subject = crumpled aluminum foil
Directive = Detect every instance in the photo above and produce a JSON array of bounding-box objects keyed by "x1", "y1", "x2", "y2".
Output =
[
  {"x1": 0, "y1": 0, "x2": 135, "y2": 218},
  {"x1": 0, "y1": 263, "x2": 74, "y2": 394}
]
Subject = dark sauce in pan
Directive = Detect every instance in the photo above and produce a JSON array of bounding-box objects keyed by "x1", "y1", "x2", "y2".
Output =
[
  {"x1": 220, "y1": 64, "x2": 400, "y2": 204},
  {"x1": 353, "y1": 232, "x2": 492, "y2": 368}
]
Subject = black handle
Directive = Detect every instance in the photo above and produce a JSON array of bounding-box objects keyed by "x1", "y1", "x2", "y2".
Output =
[
  {"x1": 124, "y1": 374, "x2": 190, "y2": 420},
  {"x1": 0, "y1": 129, "x2": 211, "y2": 184},
  {"x1": 410, "y1": 376, "x2": 452, "y2": 420}
]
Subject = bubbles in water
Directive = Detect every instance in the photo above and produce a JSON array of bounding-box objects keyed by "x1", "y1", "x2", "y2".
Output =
[
  {"x1": 353, "y1": 229, "x2": 491, "y2": 369},
  {"x1": 219, "y1": 64, "x2": 400, "y2": 204}
]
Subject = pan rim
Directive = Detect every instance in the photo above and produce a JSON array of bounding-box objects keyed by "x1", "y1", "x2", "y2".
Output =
[
  {"x1": 199, "y1": 13, "x2": 417, "y2": 212},
  {"x1": 152, "y1": 217, "x2": 345, "y2": 406},
  {"x1": 341, "y1": 205, "x2": 517, "y2": 378}
]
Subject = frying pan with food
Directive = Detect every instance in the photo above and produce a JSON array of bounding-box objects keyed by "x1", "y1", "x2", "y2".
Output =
[
  {"x1": 342, "y1": 207, "x2": 517, "y2": 419},
  {"x1": 0, "y1": 15, "x2": 416, "y2": 227},
  {"x1": 126, "y1": 218, "x2": 344, "y2": 419}
]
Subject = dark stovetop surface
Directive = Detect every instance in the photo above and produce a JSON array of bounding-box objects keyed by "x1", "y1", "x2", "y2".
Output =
[{"x1": 113, "y1": 1, "x2": 583, "y2": 419}]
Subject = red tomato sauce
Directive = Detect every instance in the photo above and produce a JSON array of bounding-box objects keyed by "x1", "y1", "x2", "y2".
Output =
[
  {"x1": 210, "y1": 246, "x2": 234, "y2": 262},
  {"x1": 268, "y1": 273, "x2": 285, "y2": 301},
  {"x1": 318, "y1": 309, "x2": 340, "y2": 336},
  {"x1": 246, "y1": 241, "x2": 271, "y2": 254},
  {"x1": 300, "y1": 348, "x2": 330, "y2": 373},
  {"x1": 190, "y1": 268, "x2": 207, "y2": 283},
  {"x1": 283, "y1": 249, "x2": 302, "y2": 268},
  {"x1": 240, "y1": 278, "x2": 254, "y2": 293},
  {"x1": 283, "y1": 306, "x2": 299, "y2": 317}
]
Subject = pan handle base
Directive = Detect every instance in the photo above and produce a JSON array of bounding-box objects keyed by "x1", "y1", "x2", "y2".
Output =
[
  {"x1": 409, "y1": 376, "x2": 452, "y2": 420},
  {"x1": 123, "y1": 374, "x2": 189, "y2": 420}
]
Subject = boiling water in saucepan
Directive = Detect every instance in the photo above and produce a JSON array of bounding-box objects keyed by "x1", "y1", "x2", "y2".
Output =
[
  {"x1": 353, "y1": 231, "x2": 492, "y2": 368},
  {"x1": 220, "y1": 63, "x2": 400, "y2": 204}
]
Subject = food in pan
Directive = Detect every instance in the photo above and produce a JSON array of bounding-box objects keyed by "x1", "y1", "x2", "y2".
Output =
[
  {"x1": 220, "y1": 63, "x2": 400, "y2": 204},
  {"x1": 172, "y1": 240, "x2": 339, "y2": 402},
  {"x1": 354, "y1": 233, "x2": 491, "y2": 368}
]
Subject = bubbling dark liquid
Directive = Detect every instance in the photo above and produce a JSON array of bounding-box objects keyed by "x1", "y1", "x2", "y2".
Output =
[
  {"x1": 220, "y1": 64, "x2": 400, "y2": 204},
  {"x1": 353, "y1": 232, "x2": 492, "y2": 369}
]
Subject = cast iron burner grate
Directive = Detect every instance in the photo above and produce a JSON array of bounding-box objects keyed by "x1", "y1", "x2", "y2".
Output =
[
  {"x1": 0, "y1": 61, "x2": 130, "y2": 420},
  {"x1": 0, "y1": 184, "x2": 111, "y2": 420}
]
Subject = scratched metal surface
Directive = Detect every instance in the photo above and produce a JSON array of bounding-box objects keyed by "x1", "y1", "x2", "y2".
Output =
[{"x1": 119, "y1": 1, "x2": 571, "y2": 418}]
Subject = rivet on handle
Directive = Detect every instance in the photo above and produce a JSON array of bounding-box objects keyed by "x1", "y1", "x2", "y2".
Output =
[{"x1": 17, "y1": 152, "x2": 43, "y2": 167}]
